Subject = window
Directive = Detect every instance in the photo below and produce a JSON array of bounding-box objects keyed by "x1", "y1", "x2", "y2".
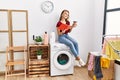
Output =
[{"x1": 103, "y1": 0, "x2": 120, "y2": 35}]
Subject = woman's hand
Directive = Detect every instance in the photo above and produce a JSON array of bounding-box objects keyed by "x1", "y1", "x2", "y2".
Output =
[
  {"x1": 57, "y1": 28, "x2": 67, "y2": 35},
  {"x1": 72, "y1": 21, "x2": 77, "y2": 28},
  {"x1": 62, "y1": 29, "x2": 68, "y2": 33}
]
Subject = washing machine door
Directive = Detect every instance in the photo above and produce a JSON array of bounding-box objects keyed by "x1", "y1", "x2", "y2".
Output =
[{"x1": 53, "y1": 51, "x2": 72, "y2": 70}]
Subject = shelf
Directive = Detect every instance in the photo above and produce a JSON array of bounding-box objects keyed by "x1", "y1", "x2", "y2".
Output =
[
  {"x1": 29, "y1": 59, "x2": 49, "y2": 65},
  {"x1": 6, "y1": 59, "x2": 25, "y2": 65},
  {"x1": 28, "y1": 73, "x2": 49, "y2": 77},
  {"x1": 28, "y1": 45, "x2": 49, "y2": 77},
  {"x1": 29, "y1": 44, "x2": 49, "y2": 47}
]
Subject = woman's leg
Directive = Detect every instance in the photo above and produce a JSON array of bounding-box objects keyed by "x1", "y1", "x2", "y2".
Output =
[
  {"x1": 65, "y1": 34, "x2": 79, "y2": 54},
  {"x1": 58, "y1": 35, "x2": 78, "y2": 57},
  {"x1": 65, "y1": 35, "x2": 85, "y2": 66}
]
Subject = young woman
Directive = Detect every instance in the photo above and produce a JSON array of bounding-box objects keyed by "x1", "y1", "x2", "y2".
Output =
[{"x1": 56, "y1": 10, "x2": 85, "y2": 67}]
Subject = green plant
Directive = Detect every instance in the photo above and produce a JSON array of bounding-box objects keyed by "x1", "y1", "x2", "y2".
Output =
[
  {"x1": 34, "y1": 36, "x2": 43, "y2": 42},
  {"x1": 36, "y1": 50, "x2": 42, "y2": 55}
]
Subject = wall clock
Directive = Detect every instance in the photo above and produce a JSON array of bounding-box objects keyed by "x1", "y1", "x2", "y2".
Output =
[{"x1": 41, "y1": 1, "x2": 54, "y2": 13}]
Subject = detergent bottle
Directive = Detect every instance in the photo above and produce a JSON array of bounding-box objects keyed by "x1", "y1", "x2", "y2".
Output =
[{"x1": 43, "y1": 32, "x2": 48, "y2": 45}]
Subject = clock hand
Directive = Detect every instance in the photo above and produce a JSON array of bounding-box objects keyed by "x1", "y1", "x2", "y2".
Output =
[{"x1": 45, "y1": 3, "x2": 49, "y2": 8}]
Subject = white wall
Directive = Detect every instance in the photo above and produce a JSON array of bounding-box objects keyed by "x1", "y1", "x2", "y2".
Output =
[
  {"x1": 93, "y1": 0, "x2": 105, "y2": 51},
  {"x1": 0, "y1": 0, "x2": 95, "y2": 71}
]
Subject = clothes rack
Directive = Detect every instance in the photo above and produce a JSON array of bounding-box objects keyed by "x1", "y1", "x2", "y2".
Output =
[{"x1": 103, "y1": 34, "x2": 120, "y2": 37}]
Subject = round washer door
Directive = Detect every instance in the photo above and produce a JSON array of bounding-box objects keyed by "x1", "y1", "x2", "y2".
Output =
[{"x1": 53, "y1": 51, "x2": 72, "y2": 70}]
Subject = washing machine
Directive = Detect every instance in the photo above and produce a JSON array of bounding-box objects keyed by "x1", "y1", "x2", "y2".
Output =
[{"x1": 50, "y1": 42, "x2": 74, "y2": 76}]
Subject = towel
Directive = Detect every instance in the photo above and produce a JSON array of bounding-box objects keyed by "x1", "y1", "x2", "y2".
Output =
[
  {"x1": 88, "y1": 53, "x2": 95, "y2": 70},
  {"x1": 94, "y1": 56, "x2": 103, "y2": 79},
  {"x1": 102, "y1": 38, "x2": 120, "y2": 60},
  {"x1": 101, "y1": 57, "x2": 110, "y2": 68},
  {"x1": 93, "y1": 75, "x2": 96, "y2": 80},
  {"x1": 105, "y1": 42, "x2": 120, "y2": 59}
]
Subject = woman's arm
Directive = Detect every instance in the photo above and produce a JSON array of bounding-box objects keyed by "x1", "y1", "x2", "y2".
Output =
[
  {"x1": 57, "y1": 27, "x2": 65, "y2": 35},
  {"x1": 69, "y1": 26, "x2": 73, "y2": 32},
  {"x1": 69, "y1": 22, "x2": 77, "y2": 32}
]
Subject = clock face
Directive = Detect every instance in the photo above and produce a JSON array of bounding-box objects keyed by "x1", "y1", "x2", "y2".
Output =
[{"x1": 41, "y1": 1, "x2": 54, "y2": 13}]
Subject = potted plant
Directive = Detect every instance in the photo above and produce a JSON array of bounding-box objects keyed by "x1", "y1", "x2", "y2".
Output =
[
  {"x1": 34, "y1": 36, "x2": 43, "y2": 45},
  {"x1": 36, "y1": 49, "x2": 42, "y2": 59}
]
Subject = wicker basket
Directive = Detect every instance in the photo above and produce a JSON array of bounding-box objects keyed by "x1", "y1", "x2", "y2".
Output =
[{"x1": 87, "y1": 53, "x2": 115, "y2": 80}]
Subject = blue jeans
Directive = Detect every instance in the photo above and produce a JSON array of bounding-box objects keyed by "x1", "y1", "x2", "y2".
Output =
[{"x1": 58, "y1": 34, "x2": 79, "y2": 57}]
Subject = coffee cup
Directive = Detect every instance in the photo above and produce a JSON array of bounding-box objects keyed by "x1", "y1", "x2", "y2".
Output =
[{"x1": 73, "y1": 21, "x2": 77, "y2": 24}]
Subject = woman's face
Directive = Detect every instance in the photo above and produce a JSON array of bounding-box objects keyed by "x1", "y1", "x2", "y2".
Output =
[{"x1": 62, "y1": 11, "x2": 69, "y2": 19}]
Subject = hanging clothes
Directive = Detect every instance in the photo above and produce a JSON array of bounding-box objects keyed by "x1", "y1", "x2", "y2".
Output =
[
  {"x1": 88, "y1": 53, "x2": 95, "y2": 70},
  {"x1": 101, "y1": 57, "x2": 110, "y2": 68},
  {"x1": 105, "y1": 41, "x2": 120, "y2": 59},
  {"x1": 102, "y1": 37, "x2": 120, "y2": 60},
  {"x1": 94, "y1": 56, "x2": 103, "y2": 79}
]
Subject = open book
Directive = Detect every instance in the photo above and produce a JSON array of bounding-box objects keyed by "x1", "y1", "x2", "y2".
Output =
[{"x1": 58, "y1": 24, "x2": 70, "y2": 31}]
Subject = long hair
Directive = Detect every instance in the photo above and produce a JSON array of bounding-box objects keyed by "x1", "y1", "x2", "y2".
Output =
[{"x1": 59, "y1": 10, "x2": 69, "y2": 22}]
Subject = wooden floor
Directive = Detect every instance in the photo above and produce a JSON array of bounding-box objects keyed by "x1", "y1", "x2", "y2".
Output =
[{"x1": 0, "y1": 67, "x2": 91, "y2": 80}]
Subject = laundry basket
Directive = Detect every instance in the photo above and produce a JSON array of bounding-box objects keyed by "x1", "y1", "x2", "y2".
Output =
[{"x1": 86, "y1": 52, "x2": 115, "y2": 80}]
